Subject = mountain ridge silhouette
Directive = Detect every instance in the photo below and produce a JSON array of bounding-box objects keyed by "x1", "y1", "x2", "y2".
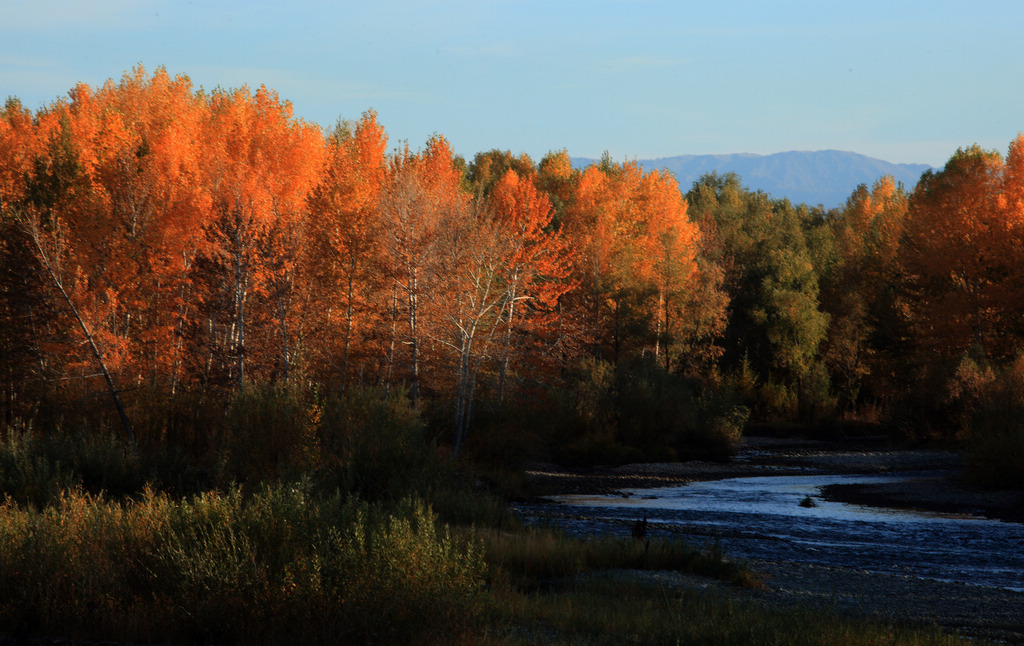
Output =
[{"x1": 571, "y1": 150, "x2": 933, "y2": 209}]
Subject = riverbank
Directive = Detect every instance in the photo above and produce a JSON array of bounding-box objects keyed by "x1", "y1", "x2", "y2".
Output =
[
  {"x1": 629, "y1": 559, "x2": 1024, "y2": 644},
  {"x1": 520, "y1": 436, "x2": 1024, "y2": 644}
]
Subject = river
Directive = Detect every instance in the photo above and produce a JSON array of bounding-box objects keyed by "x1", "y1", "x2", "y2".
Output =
[{"x1": 515, "y1": 470, "x2": 1024, "y2": 591}]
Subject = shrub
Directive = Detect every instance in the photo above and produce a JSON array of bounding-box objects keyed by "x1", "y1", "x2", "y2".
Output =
[
  {"x1": 220, "y1": 381, "x2": 319, "y2": 484},
  {"x1": 314, "y1": 385, "x2": 440, "y2": 502},
  {"x1": 549, "y1": 358, "x2": 747, "y2": 465},
  {"x1": 336, "y1": 498, "x2": 484, "y2": 643},
  {"x1": 956, "y1": 354, "x2": 1024, "y2": 489},
  {"x1": 0, "y1": 485, "x2": 484, "y2": 644},
  {"x1": 548, "y1": 358, "x2": 618, "y2": 460},
  {"x1": 0, "y1": 421, "x2": 77, "y2": 508},
  {"x1": 0, "y1": 420, "x2": 203, "y2": 507},
  {"x1": 460, "y1": 397, "x2": 549, "y2": 469}
]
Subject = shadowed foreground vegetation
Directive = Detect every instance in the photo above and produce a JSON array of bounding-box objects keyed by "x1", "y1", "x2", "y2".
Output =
[
  {"x1": 0, "y1": 488, "x2": 984, "y2": 645},
  {"x1": 0, "y1": 486, "x2": 481, "y2": 644},
  {"x1": 0, "y1": 420, "x2": 989, "y2": 645},
  {"x1": 480, "y1": 577, "x2": 975, "y2": 646}
]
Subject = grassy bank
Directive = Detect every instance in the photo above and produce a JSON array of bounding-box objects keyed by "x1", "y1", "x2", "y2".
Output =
[
  {"x1": 0, "y1": 486, "x2": 987, "y2": 645},
  {"x1": 480, "y1": 576, "x2": 971, "y2": 646},
  {"x1": 0, "y1": 403, "x2": 991, "y2": 645}
]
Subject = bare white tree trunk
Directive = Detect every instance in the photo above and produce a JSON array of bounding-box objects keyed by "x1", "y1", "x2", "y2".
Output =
[{"x1": 25, "y1": 215, "x2": 136, "y2": 446}]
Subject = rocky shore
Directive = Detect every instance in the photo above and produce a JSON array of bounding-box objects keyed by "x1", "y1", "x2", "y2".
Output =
[{"x1": 523, "y1": 436, "x2": 1024, "y2": 644}]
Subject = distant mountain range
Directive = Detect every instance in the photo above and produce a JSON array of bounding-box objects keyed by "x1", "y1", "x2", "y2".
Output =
[{"x1": 571, "y1": 150, "x2": 933, "y2": 210}]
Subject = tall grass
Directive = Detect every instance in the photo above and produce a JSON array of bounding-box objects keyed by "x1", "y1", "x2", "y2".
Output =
[
  {"x1": 0, "y1": 420, "x2": 200, "y2": 507},
  {"x1": 0, "y1": 485, "x2": 483, "y2": 644},
  {"x1": 480, "y1": 576, "x2": 973, "y2": 646},
  {"x1": 481, "y1": 526, "x2": 755, "y2": 589}
]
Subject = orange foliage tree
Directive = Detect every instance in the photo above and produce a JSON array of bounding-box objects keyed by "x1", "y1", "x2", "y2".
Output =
[
  {"x1": 438, "y1": 167, "x2": 575, "y2": 456},
  {"x1": 487, "y1": 168, "x2": 574, "y2": 400},
  {"x1": 5, "y1": 68, "x2": 214, "y2": 442},
  {"x1": 635, "y1": 169, "x2": 700, "y2": 369},
  {"x1": 90, "y1": 68, "x2": 212, "y2": 396},
  {"x1": 376, "y1": 136, "x2": 468, "y2": 405},
  {"x1": 561, "y1": 157, "x2": 704, "y2": 366},
  {"x1": 900, "y1": 145, "x2": 1020, "y2": 362},
  {"x1": 1, "y1": 68, "x2": 332, "y2": 445},
  {"x1": 197, "y1": 85, "x2": 324, "y2": 390},
  {"x1": 888, "y1": 138, "x2": 1024, "y2": 437},
  {"x1": 305, "y1": 111, "x2": 389, "y2": 391},
  {"x1": 0, "y1": 98, "x2": 51, "y2": 424}
]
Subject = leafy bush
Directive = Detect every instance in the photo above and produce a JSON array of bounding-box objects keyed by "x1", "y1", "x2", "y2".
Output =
[
  {"x1": 0, "y1": 421, "x2": 78, "y2": 508},
  {"x1": 460, "y1": 397, "x2": 549, "y2": 470},
  {"x1": 219, "y1": 383, "x2": 455, "y2": 504}
]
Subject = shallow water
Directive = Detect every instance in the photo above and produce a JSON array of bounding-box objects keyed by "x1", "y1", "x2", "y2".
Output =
[{"x1": 515, "y1": 472, "x2": 1024, "y2": 591}]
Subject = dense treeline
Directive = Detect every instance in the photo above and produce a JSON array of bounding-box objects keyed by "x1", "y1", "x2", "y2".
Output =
[{"x1": 2, "y1": 67, "x2": 1023, "y2": 484}]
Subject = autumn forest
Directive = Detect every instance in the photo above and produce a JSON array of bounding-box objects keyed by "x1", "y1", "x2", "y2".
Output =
[{"x1": 2, "y1": 67, "x2": 1024, "y2": 487}]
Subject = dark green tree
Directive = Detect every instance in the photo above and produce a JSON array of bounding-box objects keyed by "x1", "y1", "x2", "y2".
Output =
[
  {"x1": 817, "y1": 177, "x2": 909, "y2": 414},
  {"x1": 687, "y1": 173, "x2": 830, "y2": 420},
  {"x1": 466, "y1": 149, "x2": 535, "y2": 197}
]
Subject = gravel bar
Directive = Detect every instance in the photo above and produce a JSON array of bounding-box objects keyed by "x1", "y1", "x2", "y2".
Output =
[{"x1": 627, "y1": 560, "x2": 1024, "y2": 644}]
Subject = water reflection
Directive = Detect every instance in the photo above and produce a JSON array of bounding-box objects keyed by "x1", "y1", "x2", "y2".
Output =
[{"x1": 518, "y1": 473, "x2": 1024, "y2": 591}]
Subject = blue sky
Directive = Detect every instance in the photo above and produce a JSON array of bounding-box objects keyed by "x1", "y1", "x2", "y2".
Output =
[{"x1": 3, "y1": 0, "x2": 1022, "y2": 167}]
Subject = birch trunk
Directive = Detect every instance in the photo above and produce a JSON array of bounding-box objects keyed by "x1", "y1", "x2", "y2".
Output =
[{"x1": 27, "y1": 221, "x2": 136, "y2": 446}]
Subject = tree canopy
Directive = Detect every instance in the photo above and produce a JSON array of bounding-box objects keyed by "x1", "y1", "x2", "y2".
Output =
[{"x1": 3, "y1": 67, "x2": 1024, "y2": 467}]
